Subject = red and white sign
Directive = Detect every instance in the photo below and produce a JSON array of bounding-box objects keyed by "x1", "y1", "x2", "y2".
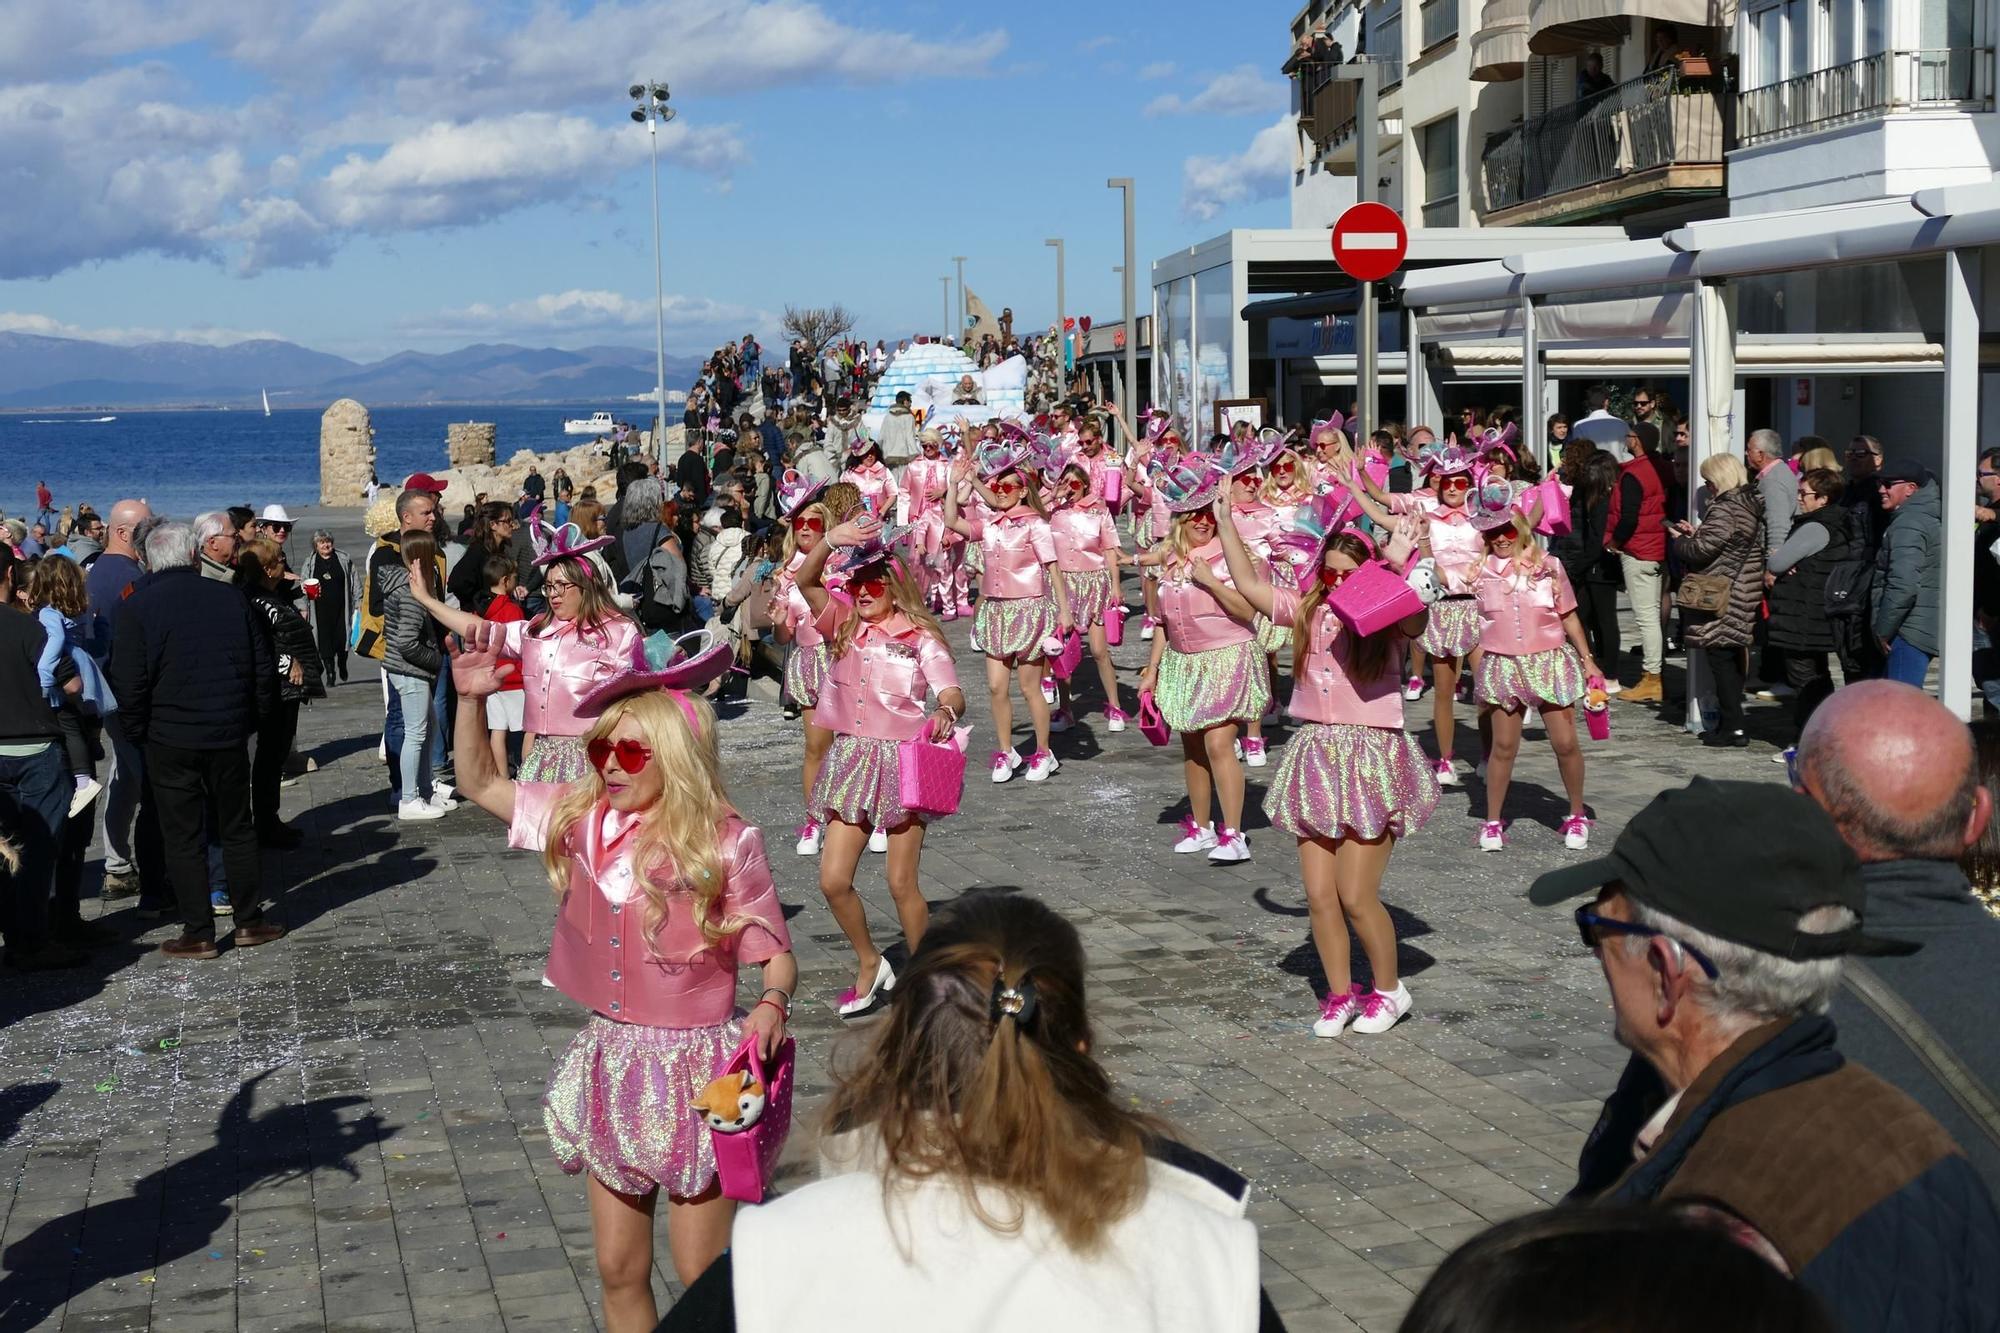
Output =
[{"x1": 1330, "y1": 202, "x2": 1408, "y2": 283}]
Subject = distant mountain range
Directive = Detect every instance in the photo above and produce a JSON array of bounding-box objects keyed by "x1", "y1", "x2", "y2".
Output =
[{"x1": 0, "y1": 333, "x2": 712, "y2": 409}]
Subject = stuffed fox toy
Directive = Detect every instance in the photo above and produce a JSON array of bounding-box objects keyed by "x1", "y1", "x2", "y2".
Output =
[{"x1": 692, "y1": 1069, "x2": 766, "y2": 1134}]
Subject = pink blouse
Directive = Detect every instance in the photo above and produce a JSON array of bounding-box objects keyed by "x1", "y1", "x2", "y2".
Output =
[
  {"x1": 777, "y1": 552, "x2": 825, "y2": 649},
  {"x1": 1049, "y1": 505, "x2": 1121, "y2": 573},
  {"x1": 1270, "y1": 588, "x2": 1408, "y2": 729},
  {"x1": 510, "y1": 792, "x2": 791, "y2": 1028},
  {"x1": 811, "y1": 607, "x2": 960, "y2": 741},
  {"x1": 1388, "y1": 494, "x2": 1484, "y2": 595},
  {"x1": 966, "y1": 510, "x2": 1056, "y2": 599},
  {"x1": 1230, "y1": 502, "x2": 1278, "y2": 558},
  {"x1": 1158, "y1": 540, "x2": 1255, "y2": 652},
  {"x1": 841, "y1": 461, "x2": 898, "y2": 518},
  {"x1": 1475, "y1": 556, "x2": 1578, "y2": 655},
  {"x1": 500, "y1": 616, "x2": 644, "y2": 737}
]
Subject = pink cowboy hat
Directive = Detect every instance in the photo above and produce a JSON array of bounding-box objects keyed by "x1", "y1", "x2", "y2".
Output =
[
  {"x1": 976, "y1": 438, "x2": 1036, "y2": 481},
  {"x1": 1218, "y1": 427, "x2": 1286, "y2": 478},
  {"x1": 531, "y1": 520, "x2": 615, "y2": 569},
  {"x1": 576, "y1": 629, "x2": 735, "y2": 717},
  {"x1": 1466, "y1": 476, "x2": 1524, "y2": 531},
  {"x1": 776, "y1": 470, "x2": 828, "y2": 520},
  {"x1": 1150, "y1": 454, "x2": 1227, "y2": 513}
]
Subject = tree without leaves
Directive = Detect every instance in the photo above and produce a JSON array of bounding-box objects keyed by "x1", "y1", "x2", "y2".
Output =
[{"x1": 782, "y1": 304, "x2": 857, "y2": 353}]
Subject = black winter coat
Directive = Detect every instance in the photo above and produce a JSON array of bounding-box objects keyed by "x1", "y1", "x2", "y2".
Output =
[
  {"x1": 248, "y1": 587, "x2": 323, "y2": 702},
  {"x1": 1767, "y1": 507, "x2": 1852, "y2": 654},
  {"x1": 108, "y1": 566, "x2": 274, "y2": 749}
]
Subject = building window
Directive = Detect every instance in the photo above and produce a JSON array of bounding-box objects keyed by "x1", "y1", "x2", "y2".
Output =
[{"x1": 1420, "y1": 114, "x2": 1458, "y2": 227}]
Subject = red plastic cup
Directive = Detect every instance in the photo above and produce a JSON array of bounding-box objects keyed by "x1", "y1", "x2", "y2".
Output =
[{"x1": 302, "y1": 577, "x2": 322, "y2": 601}]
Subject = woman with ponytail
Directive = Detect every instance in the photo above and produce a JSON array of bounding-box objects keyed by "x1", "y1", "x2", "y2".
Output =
[
  {"x1": 1216, "y1": 496, "x2": 1440, "y2": 1038},
  {"x1": 661, "y1": 892, "x2": 1280, "y2": 1333}
]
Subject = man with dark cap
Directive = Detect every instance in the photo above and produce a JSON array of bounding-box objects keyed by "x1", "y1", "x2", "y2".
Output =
[
  {"x1": 1873, "y1": 457, "x2": 1941, "y2": 685},
  {"x1": 1604, "y1": 419, "x2": 1670, "y2": 703},
  {"x1": 1533, "y1": 777, "x2": 2000, "y2": 1330}
]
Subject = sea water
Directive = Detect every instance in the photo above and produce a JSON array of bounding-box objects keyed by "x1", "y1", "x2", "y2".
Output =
[{"x1": 0, "y1": 404, "x2": 629, "y2": 520}]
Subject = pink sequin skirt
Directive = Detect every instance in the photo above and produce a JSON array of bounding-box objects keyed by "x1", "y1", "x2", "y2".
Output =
[
  {"x1": 1254, "y1": 613, "x2": 1292, "y2": 654},
  {"x1": 1420, "y1": 597, "x2": 1481, "y2": 659},
  {"x1": 1157, "y1": 640, "x2": 1270, "y2": 733},
  {"x1": 1265, "y1": 723, "x2": 1440, "y2": 842},
  {"x1": 974, "y1": 594, "x2": 1057, "y2": 661},
  {"x1": 543, "y1": 1014, "x2": 742, "y2": 1198},
  {"x1": 1477, "y1": 645, "x2": 1588, "y2": 712},
  {"x1": 1060, "y1": 570, "x2": 1114, "y2": 627},
  {"x1": 812, "y1": 733, "x2": 927, "y2": 830},
  {"x1": 784, "y1": 640, "x2": 829, "y2": 710},
  {"x1": 520, "y1": 734, "x2": 589, "y2": 783}
]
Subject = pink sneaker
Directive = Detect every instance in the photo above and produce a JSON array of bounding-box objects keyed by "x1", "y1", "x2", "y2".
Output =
[
  {"x1": 1241, "y1": 737, "x2": 1268, "y2": 768},
  {"x1": 1105, "y1": 707, "x2": 1129, "y2": 734},
  {"x1": 1478, "y1": 820, "x2": 1506, "y2": 851},
  {"x1": 956, "y1": 600, "x2": 974, "y2": 616},
  {"x1": 990, "y1": 749, "x2": 1020, "y2": 784},
  {"x1": 1562, "y1": 813, "x2": 1593, "y2": 850},
  {"x1": 1313, "y1": 983, "x2": 1367, "y2": 1037}
]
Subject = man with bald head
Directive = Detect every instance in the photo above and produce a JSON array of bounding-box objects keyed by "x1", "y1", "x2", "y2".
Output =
[
  {"x1": 1795, "y1": 679, "x2": 2000, "y2": 1191},
  {"x1": 84, "y1": 499, "x2": 154, "y2": 900}
]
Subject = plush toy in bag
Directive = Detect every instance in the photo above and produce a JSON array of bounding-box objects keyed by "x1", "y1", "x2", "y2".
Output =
[{"x1": 691, "y1": 1035, "x2": 795, "y2": 1203}]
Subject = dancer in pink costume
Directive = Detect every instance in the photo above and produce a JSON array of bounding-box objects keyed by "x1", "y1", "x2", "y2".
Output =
[
  {"x1": 769, "y1": 473, "x2": 839, "y2": 856},
  {"x1": 900, "y1": 427, "x2": 962, "y2": 617},
  {"x1": 1047, "y1": 461, "x2": 1127, "y2": 732}
]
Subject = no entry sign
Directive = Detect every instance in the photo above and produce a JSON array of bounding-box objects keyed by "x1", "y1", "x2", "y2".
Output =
[{"x1": 1331, "y1": 203, "x2": 1408, "y2": 283}]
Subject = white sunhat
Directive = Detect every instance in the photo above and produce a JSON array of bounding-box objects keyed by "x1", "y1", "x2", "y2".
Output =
[{"x1": 260, "y1": 504, "x2": 294, "y2": 524}]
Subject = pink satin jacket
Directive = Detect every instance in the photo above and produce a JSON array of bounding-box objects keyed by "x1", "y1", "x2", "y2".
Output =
[
  {"x1": 901, "y1": 457, "x2": 952, "y2": 522},
  {"x1": 1475, "y1": 556, "x2": 1578, "y2": 655},
  {"x1": 511, "y1": 790, "x2": 791, "y2": 1028},
  {"x1": 842, "y1": 461, "x2": 898, "y2": 518},
  {"x1": 1049, "y1": 505, "x2": 1120, "y2": 573},
  {"x1": 1230, "y1": 502, "x2": 1278, "y2": 558},
  {"x1": 1271, "y1": 587, "x2": 1408, "y2": 728},
  {"x1": 812, "y1": 607, "x2": 960, "y2": 741},
  {"x1": 1158, "y1": 540, "x2": 1255, "y2": 652},
  {"x1": 778, "y1": 552, "x2": 826, "y2": 649},
  {"x1": 969, "y1": 510, "x2": 1056, "y2": 600},
  {"x1": 501, "y1": 616, "x2": 643, "y2": 737},
  {"x1": 1388, "y1": 494, "x2": 1484, "y2": 595}
]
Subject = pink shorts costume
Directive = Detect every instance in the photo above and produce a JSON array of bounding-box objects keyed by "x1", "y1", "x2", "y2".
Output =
[
  {"x1": 841, "y1": 460, "x2": 898, "y2": 519},
  {"x1": 510, "y1": 786, "x2": 792, "y2": 1198},
  {"x1": 1155, "y1": 540, "x2": 1270, "y2": 732},
  {"x1": 777, "y1": 552, "x2": 832, "y2": 710},
  {"x1": 1050, "y1": 503, "x2": 1122, "y2": 627},
  {"x1": 1474, "y1": 556, "x2": 1588, "y2": 710},
  {"x1": 967, "y1": 509, "x2": 1059, "y2": 660},
  {"x1": 500, "y1": 615, "x2": 644, "y2": 782},
  {"x1": 1388, "y1": 494, "x2": 1484, "y2": 658},
  {"x1": 1261, "y1": 588, "x2": 1439, "y2": 842},
  {"x1": 810, "y1": 604, "x2": 961, "y2": 831}
]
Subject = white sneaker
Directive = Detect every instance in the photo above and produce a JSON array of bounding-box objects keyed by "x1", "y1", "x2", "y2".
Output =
[
  {"x1": 1562, "y1": 814, "x2": 1592, "y2": 850},
  {"x1": 425, "y1": 794, "x2": 458, "y2": 814},
  {"x1": 990, "y1": 749, "x2": 1021, "y2": 784},
  {"x1": 1435, "y1": 759, "x2": 1461, "y2": 788},
  {"x1": 1040, "y1": 678, "x2": 1058, "y2": 705},
  {"x1": 1105, "y1": 708, "x2": 1128, "y2": 733},
  {"x1": 1173, "y1": 818, "x2": 1217, "y2": 853},
  {"x1": 1140, "y1": 619, "x2": 1156, "y2": 641},
  {"x1": 431, "y1": 780, "x2": 455, "y2": 805},
  {"x1": 867, "y1": 826, "x2": 889, "y2": 853},
  {"x1": 1478, "y1": 820, "x2": 1506, "y2": 851},
  {"x1": 794, "y1": 821, "x2": 821, "y2": 856},
  {"x1": 1207, "y1": 827, "x2": 1250, "y2": 863},
  {"x1": 1402, "y1": 676, "x2": 1423, "y2": 701},
  {"x1": 1313, "y1": 984, "x2": 1366, "y2": 1037},
  {"x1": 1242, "y1": 737, "x2": 1268, "y2": 768},
  {"x1": 398, "y1": 798, "x2": 446, "y2": 821},
  {"x1": 1349, "y1": 982, "x2": 1412, "y2": 1035},
  {"x1": 69, "y1": 777, "x2": 103, "y2": 818},
  {"x1": 1024, "y1": 749, "x2": 1059, "y2": 782}
]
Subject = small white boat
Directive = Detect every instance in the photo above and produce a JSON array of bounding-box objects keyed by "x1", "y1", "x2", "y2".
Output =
[
  {"x1": 563, "y1": 411, "x2": 618, "y2": 435},
  {"x1": 262, "y1": 388, "x2": 271, "y2": 417}
]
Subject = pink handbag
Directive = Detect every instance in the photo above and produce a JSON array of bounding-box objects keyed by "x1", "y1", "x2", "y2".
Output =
[
  {"x1": 1049, "y1": 629, "x2": 1084, "y2": 682},
  {"x1": 1327, "y1": 560, "x2": 1425, "y2": 638},
  {"x1": 1100, "y1": 467, "x2": 1123, "y2": 508},
  {"x1": 1533, "y1": 477, "x2": 1573, "y2": 537},
  {"x1": 706, "y1": 1035, "x2": 795, "y2": 1204},
  {"x1": 897, "y1": 729, "x2": 968, "y2": 817},
  {"x1": 1583, "y1": 676, "x2": 1611, "y2": 740},
  {"x1": 1137, "y1": 690, "x2": 1171, "y2": 746},
  {"x1": 1105, "y1": 603, "x2": 1125, "y2": 646}
]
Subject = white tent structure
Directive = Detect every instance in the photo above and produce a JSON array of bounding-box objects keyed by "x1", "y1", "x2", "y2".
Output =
[{"x1": 863, "y1": 345, "x2": 1031, "y2": 432}]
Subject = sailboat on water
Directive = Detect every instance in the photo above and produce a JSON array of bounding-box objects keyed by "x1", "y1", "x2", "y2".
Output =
[{"x1": 262, "y1": 388, "x2": 272, "y2": 417}]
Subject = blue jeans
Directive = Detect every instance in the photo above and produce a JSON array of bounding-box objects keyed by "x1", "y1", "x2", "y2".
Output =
[
  {"x1": 384, "y1": 678, "x2": 404, "y2": 802},
  {"x1": 391, "y1": 674, "x2": 434, "y2": 803},
  {"x1": 431, "y1": 669, "x2": 450, "y2": 772},
  {"x1": 1884, "y1": 635, "x2": 1934, "y2": 687},
  {"x1": 0, "y1": 743, "x2": 67, "y2": 952}
]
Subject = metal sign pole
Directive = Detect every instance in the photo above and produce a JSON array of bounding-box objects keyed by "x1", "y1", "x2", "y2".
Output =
[{"x1": 1351, "y1": 63, "x2": 1380, "y2": 446}]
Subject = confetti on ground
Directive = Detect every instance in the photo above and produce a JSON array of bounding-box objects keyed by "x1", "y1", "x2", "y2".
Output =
[{"x1": 93, "y1": 1081, "x2": 116, "y2": 1093}]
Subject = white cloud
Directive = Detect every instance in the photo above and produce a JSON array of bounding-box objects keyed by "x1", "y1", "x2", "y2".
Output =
[
  {"x1": 400, "y1": 288, "x2": 775, "y2": 345},
  {"x1": 1181, "y1": 115, "x2": 1297, "y2": 222},
  {"x1": 1138, "y1": 61, "x2": 1177, "y2": 80},
  {"x1": 1145, "y1": 64, "x2": 1288, "y2": 117},
  {"x1": 1077, "y1": 35, "x2": 1116, "y2": 52},
  {"x1": 0, "y1": 1, "x2": 1009, "y2": 279},
  {"x1": 0, "y1": 311, "x2": 287, "y2": 345}
]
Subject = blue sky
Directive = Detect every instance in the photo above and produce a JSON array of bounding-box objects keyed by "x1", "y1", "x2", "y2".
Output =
[{"x1": 0, "y1": 1, "x2": 1297, "y2": 362}]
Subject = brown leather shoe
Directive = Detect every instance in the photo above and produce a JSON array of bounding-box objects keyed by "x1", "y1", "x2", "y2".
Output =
[
  {"x1": 160, "y1": 935, "x2": 221, "y2": 960},
  {"x1": 231, "y1": 922, "x2": 287, "y2": 949}
]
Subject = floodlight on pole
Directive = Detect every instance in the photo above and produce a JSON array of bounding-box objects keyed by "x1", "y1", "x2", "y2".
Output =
[{"x1": 628, "y1": 80, "x2": 676, "y2": 464}]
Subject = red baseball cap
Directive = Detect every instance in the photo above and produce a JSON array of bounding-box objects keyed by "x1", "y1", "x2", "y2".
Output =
[{"x1": 402, "y1": 472, "x2": 448, "y2": 494}]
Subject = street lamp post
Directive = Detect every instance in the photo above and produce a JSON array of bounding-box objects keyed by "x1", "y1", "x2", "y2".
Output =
[
  {"x1": 1045, "y1": 238, "x2": 1064, "y2": 387},
  {"x1": 1106, "y1": 178, "x2": 1137, "y2": 417},
  {"x1": 940, "y1": 276, "x2": 951, "y2": 340},
  {"x1": 629, "y1": 82, "x2": 677, "y2": 465},
  {"x1": 952, "y1": 255, "x2": 968, "y2": 342}
]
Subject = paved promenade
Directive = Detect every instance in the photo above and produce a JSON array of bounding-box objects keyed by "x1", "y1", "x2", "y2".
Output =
[{"x1": 0, "y1": 511, "x2": 1795, "y2": 1332}]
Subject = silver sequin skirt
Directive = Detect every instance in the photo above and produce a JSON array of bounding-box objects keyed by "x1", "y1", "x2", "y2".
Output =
[
  {"x1": 1265, "y1": 723, "x2": 1440, "y2": 842},
  {"x1": 1157, "y1": 640, "x2": 1270, "y2": 733},
  {"x1": 520, "y1": 734, "x2": 589, "y2": 783},
  {"x1": 811, "y1": 733, "x2": 928, "y2": 830},
  {"x1": 543, "y1": 1014, "x2": 742, "y2": 1198},
  {"x1": 1477, "y1": 645, "x2": 1588, "y2": 712},
  {"x1": 783, "y1": 640, "x2": 829, "y2": 710},
  {"x1": 1060, "y1": 569, "x2": 1115, "y2": 628},
  {"x1": 1420, "y1": 598, "x2": 1481, "y2": 659},
  {"x1": 974, "y1": 594, "x2": 1057, "y2": 661}
]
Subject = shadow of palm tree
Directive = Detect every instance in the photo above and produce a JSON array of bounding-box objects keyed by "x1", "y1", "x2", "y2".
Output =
[{"x1": 0, "y1": 1070, "x2": 390, "y2": 1333}]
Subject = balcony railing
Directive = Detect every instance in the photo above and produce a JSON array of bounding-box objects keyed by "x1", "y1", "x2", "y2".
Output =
[
  {"x1": 1481, "y1": 67, "x2": 1726, "y2": 215},
  {"x1": 1371, "y1": 20, "x2": 1405, "y2": 86},
  {"x1": 1299, "y1": 54, "x2": 1404, "y2": 153},
  {"x1": 1419, "y1": 0, "x2": 1457, "y2": 52},
  {"x1": 1421, "y1": 195, "x2": 1460, "y2": 227},
  {"x1": 1738, "y1": 47, "x2": 1992, "y2": 144}
]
